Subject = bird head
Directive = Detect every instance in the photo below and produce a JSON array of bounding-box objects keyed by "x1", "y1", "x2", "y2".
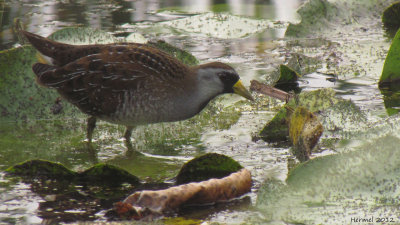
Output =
[{"x1": 195, "y1": 62, "x2": 254, "y2": 101}]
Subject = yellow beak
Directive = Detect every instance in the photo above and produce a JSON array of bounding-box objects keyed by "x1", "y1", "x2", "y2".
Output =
[{"x1": 233, "y1": 80, "x2": 254, "y2": 101}]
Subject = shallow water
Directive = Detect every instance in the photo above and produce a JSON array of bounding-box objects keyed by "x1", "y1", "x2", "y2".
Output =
[{"x1": 1, "y1": 0, "x2": 400, "y2": 224}]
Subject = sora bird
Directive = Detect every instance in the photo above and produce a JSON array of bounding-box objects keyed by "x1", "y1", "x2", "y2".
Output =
[{"x1": 22, "y1": 31, "x2": 254, "y2": 148}]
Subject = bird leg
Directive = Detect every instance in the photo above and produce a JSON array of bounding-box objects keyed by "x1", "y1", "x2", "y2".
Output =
[
  {"x1": 87, "y1": 116, "x2": 97, "y2": 143},
  {"x1": 124, "y1": 126, "x2": 134, "y2": 150}
]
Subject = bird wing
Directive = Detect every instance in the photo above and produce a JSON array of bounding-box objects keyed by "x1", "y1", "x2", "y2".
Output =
[{"x1": 35, "y1": 45, "x2": 189, "y2": 116}]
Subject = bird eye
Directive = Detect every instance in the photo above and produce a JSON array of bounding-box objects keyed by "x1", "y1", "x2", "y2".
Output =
[{"x1": 218, "y1": 71, "x2": 238, "y2": 84}]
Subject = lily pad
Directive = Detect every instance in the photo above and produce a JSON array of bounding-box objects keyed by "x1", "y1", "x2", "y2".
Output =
[
  {"x1": 257, "y1": 133, "x2": 400, "y2": 224},
  {"x1": 285, "y1": 0, "x2": 338, "y2": 37},
  {"x1": 148, "y1": 40, "x2": 199, "y2": 66},
  {"x1": 274, "y1": 64, "x2": 301, "y2": 93},
  {"x1": 47, "y1": 27, "x2": 119, "y2": 44},
  {"x1": 259, "y1": 88, "x2": 364, "y2": 146},
  {"x1": 0, "y1": 46, "x2": 80, "y2": 121},
  {"x1": 379, "y1": 28, "x2": 400, "y2": 87},
  {"x1": 159, "y1": 12, "x2": 273, "y2": 39},
  {"x1": 176, "y1": 153, "x2": 243, "y2": 185},
  {"x1": 285, "y1": 0, "x2": 394, "y2": 37}
]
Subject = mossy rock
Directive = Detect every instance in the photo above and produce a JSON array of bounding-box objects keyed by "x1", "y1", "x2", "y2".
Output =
[
  {"x1": 176, "y1": 153, "x2": 243, "y2": 185},
  {"x1": 382, "y1": 2, "x2": 400, "y2": 37},
  {"x1": 5, "y1": 159, "x2": 77, "y2": 179},
  {"x1": 6, "y1": 159, "x2": 140, "y2": 186},
  {"x1": 79, "y1": 164, "x2": 140, "y2": 186}
]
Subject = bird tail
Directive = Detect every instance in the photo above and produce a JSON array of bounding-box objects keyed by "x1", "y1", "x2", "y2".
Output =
[
  {"x1": 31, "y1": 63, "x2": 57, "y2": 87},
  {"x1": 32, "y1": 63, "x2": 55, "y2": 75},
  {"x1": 20, "y1": 30, "x2": 72, "y2": 65}
]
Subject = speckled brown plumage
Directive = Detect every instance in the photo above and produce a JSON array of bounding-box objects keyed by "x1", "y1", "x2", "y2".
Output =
[{"x1": 22, "y1": 30, "x2": 253, "y2": 149}]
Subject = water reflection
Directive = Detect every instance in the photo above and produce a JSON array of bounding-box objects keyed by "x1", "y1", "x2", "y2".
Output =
[{"x1": 1, "y1": 0, "x2": 301, "y2": 50}]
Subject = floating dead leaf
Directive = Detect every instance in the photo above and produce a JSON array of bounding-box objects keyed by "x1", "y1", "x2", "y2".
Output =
[
  {"x1": 288, "y1": 106, "x2": 323, "y2": 162},
  {"x1": 114, "y1": 168, "x2": 252, "y2": 220}
]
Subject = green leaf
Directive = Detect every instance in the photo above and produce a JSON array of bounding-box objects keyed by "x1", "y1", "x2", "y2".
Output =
[
  {"x1": 379, "y1": 28, "x2": 400, "y2": 86},
  {"x1": 48, "y1": 27, "x2": 118, "y2": 44}
]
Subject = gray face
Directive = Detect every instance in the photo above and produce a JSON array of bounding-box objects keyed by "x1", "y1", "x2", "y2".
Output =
[{"x1": 196, "y1": 67, "x2": 240, "y2": 97}]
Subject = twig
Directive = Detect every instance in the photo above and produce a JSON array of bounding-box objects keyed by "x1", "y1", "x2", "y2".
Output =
[{"x1": 250, "y1": 80, "x2": 293, "y2": 103}]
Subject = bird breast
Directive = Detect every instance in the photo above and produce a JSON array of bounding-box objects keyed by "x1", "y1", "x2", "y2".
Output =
[{"x1": 109, "y1": 77, "x2": 203, "y2": 125}]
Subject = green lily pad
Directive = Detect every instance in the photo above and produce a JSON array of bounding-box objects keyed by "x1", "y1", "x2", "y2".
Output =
[
  {"x1": 274, "y1": 64, "x2": 301, "y2": 93},
  {"x1": 379, "y1": 28, "x2": 400, "y2": 87},
  {"x1": 47, "y1": 27, "x2": 119, "y2": 44},
  {"x1": 0, "y1": 46, "x2": 81, "y2": 121},
  {"x1": 148, "y1": 40, "x2": 199, "y2": 66},
  {"x1": 285, "y1": 0, "x2": 338, "y2": 37},
  {"x1": 259, "y1": 88, "x2": 364, "y2": 146},
  {"x1": 176, "y1": 153, "x2": 243, "y2": 185},
  {"x1": 257, "y1": 133, "x2": 400, "y2": 224},
  {"x1": 159, "y1": 12, "x2": 272, "y2": 39},
  {"x1": 259, "y1": 107, "x2": 290, "y2": 143},
  {"x1": 285, "y1": 0, "x2": 393, "y2": 38}
]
